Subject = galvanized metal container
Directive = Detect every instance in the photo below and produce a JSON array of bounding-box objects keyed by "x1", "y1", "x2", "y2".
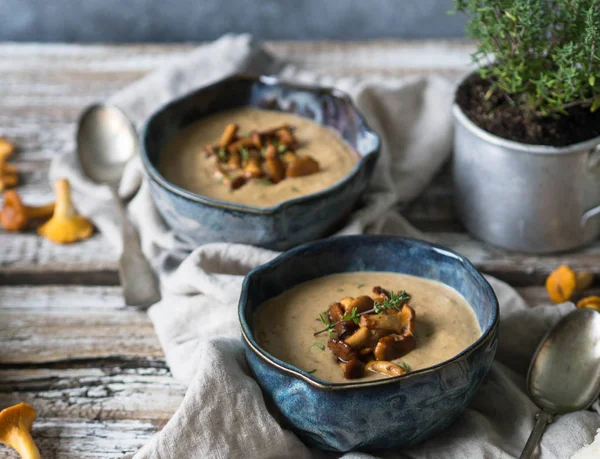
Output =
[{"x1": 452, "y1": 101, "x2": 600, "y2": 253}]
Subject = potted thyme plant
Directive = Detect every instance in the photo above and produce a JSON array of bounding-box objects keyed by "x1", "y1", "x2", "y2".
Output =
[{"x1": 451, "y1": 1, "x2": 600, "y2": 253}]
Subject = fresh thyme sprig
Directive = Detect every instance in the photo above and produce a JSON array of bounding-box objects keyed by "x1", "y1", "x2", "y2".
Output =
[
  {"x1": 313, "y1": 290, "x2": 410, "y2": 336},
  {"x1": 318, "y1": 312, "x2": 335, "y2": 338},
  {"x1": 239, "y1": 147, "x2": 250, "y2": 161}
]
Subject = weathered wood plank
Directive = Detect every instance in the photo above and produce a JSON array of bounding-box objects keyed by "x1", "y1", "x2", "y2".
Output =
[
  {"x1": 0, "y1": 285, "x2": 161, "y2": 363},
  {"x1": 0, "y1": 419, "x2": 160, "y2": 459},
  {"x1": 0, "y1": 234, "x2": 118, "y2": 285},
  {"x1": 0, "y1": 367, "x2": 184, "y2": 421}
]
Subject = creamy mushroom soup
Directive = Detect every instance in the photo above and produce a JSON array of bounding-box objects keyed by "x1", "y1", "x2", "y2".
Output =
[
  {"x1": 159, "y1": 108, "x2": 358, "y2": 207},
  {"x1": 254, "y1": 272, "x2": 481, "y2": 383}
]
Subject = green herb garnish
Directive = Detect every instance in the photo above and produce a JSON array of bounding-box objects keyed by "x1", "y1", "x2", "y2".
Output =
[
  {"x1": 311, "y1": 342, "x2": 325, "y2": 351},
  {"x1": 239, "y1": 147, "x2": 250, "y2": 161},
  {"x1": 307, "y1": 369, "x2": 317, "y2": 374},
  {"x1": 314, "y1": 290, "x2": 411, "y2": 336},
  {"x1": 356, "y1": 283, "x2": 365, "y2": 288},
  {"x1": 218, "y1": 148, "x2": 228, "y2": 161},
  {"x1": 401, "y1": 362, "x2": 411, "y2": 372},
  {"x1": 278, "y1": 144, "x2": 287, "y2": 153},
  {"x1": 373, "y1": 290, "x2": 410, "y2": 314},
  {"x1": 256, "y1": 178, "x2": 272, "y2": 186},
  {"x1": 318, "y1": 312, "x2": 335, "y2": 338},
  {"x1": 261, "y1": 147, "x2": 268, "y2": 157},
  {"x1": 342, "y1": 307, "x2": 361, "y2": 325},
  {"x1": 291, "y1": 186, "x2": 301, "y2": 193}
]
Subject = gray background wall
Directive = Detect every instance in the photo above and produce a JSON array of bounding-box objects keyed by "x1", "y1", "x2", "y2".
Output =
[{"x1": 1, "y1": 0, "x2": 465, "y2": 42}]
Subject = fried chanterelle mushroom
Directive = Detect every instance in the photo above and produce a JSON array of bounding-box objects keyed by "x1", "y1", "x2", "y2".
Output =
[
  {"x1": 205, "y1": 123, "x2": 320, "y2": 190},
  {"x1": 0, "y1": 403, "x2": 41, "y2": 459},
  {"x1": 0, "y1": 190, "x2": 54, "y2": 231},
  {"x1": 319, "y1": 286, "x2": 416, "y2": 380},
  {"x1": 38, "y1": 178, "x2": 93, "y2": 244}
]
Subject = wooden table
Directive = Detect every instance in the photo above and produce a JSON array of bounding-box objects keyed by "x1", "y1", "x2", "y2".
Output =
[{"x1": 1, "y1": 41, "x2": 599, "y2": 458}]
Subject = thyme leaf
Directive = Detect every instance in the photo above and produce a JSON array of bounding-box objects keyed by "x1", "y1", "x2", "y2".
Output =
[
  {"x1": 342, "y1": 307, "x2": 361, "y2": 325},
  {"x1": 239, "y1": 147, "x2": 250, "y2": 161},
  {"x1": 311, "y1": 342, "x2": 325, "y2": 351}
]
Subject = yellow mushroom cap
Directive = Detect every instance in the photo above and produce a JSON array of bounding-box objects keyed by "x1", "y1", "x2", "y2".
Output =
[
  {"x1": 38, "y1": 178, "x2": 93, "y2": 244},
  {"x1": 0, "y1": 403, "x2": 41, "y2": 459},
  {"x1": 0, "y1": 191, "x2": 28, "y2": 231},
  {"x1": 577, "y1": 296, "x2": 600, "y2": 312},
  {"x1": 546, "y1": 265, "x2": 577, "y2": 303}
]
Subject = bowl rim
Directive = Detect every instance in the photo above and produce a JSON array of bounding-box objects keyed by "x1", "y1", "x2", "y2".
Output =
[
  {"x1": 238, "y1": 234, "x2": 500, "y2": 390},
  {"x1": 140, "y1": 74, "x2": 381, "y2": 215}
]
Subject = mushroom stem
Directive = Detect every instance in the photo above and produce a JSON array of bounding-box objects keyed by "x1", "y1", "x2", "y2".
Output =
[
  {"x1": 25, "y1": 203, "x2": 55, "y2": 220},
  {"x1": 0, "y1": 155, "x2": 18, "y2": 191},
  {"x1": 0, "y1": 137, "x2": 15, "y2": 160},
  {"x1": 53, "y1": 178, "x2": 76, "y2": 218},
  {"x1": 5, "y1": 430, "x2": 40, "y2": 459}
]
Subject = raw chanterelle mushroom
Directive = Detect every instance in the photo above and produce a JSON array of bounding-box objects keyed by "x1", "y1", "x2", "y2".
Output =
[
  {"x1": 0, "y1": 150, "x2": 18, "y2": 191},
  {"x1": 0, "y1": 137, "x2": 15, "y2": 159},
  {"x1": 0, "y1": 190, "x2": 55, "y2": 231},
  {"x1": 38, "y1": 178, "x2": 93, "y2": 244},
  {"x1": 0, "y1": 403, "x2": 41, "y2": 459}
]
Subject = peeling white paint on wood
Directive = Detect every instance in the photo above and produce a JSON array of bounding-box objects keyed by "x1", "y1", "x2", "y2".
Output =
[
  {"x1": 0, "y1": 419, "x2": 162, "y2": 459},
  {"x1": 0, "y1": 367, "x2": 185, "y2": 421}
]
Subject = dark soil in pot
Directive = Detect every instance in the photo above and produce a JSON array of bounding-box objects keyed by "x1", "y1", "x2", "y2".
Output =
[{"x1": 456, "y1": 73, "x2": 600, "y2": 147}]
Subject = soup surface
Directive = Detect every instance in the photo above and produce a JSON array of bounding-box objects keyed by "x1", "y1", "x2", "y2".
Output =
[
  {"x1": 159, "y1": 107, "x2": 358, "y2": 207},
  {"x1": 254, "y1": 272, "x2": 481, "y2": 383}
]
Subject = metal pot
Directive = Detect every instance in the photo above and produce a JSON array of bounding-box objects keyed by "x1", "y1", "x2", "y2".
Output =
[{"x1": 453, "y1": 96, "x2": 600, "y2": 253}]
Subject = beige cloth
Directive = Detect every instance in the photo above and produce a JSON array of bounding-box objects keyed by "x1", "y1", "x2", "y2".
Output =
[{"x1": 50, "y1": 35, "x2": 600, "y2": 458}]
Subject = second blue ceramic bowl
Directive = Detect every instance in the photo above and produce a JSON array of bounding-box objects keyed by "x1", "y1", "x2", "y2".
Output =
[
  {"x1": 239, "y1": 235, "x2": 499, "y2": 452},
  {"x1": 141, "y1": 75, "x2": 380, "y2": 250}
]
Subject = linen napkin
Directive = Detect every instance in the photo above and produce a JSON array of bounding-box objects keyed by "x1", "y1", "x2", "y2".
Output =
[{"x1": 49, "y1": 35, "x2": 600, "y2": 458}]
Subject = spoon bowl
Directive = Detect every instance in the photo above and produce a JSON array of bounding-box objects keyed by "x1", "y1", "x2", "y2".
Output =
[
  {"x1": 77, "y1": 104, "x2": 138, "y2": 188},
  {"x1": 520, "y1": 307, "x2": 600, "y2": 458},
  {"x1": 528, "y1": 307, "x2": 600, "y2": 413}
]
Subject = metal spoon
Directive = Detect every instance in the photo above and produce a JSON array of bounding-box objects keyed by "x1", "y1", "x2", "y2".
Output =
[
  {"x1": 77, "y1": 104, "x2": 161, "y2": 308},
  {"x1": 520, "y1": 307, "x2": 600, "y2": 458}
]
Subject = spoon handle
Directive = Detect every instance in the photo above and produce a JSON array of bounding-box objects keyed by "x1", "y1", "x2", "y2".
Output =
[
  {"x1": 114, "y1": 191, "x2": 162, "y2": 308},
  {"x1": 519, "y1": 411, "x2": 553, "y2": 459}
]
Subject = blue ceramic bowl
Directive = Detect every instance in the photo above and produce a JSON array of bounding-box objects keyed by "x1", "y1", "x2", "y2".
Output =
[
  {"x1": 239, "y1": 235, "x2": 499, "y2": 452},
  {"x1": 141, "y1": 75, "x2": 380, "y2": 250}
]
